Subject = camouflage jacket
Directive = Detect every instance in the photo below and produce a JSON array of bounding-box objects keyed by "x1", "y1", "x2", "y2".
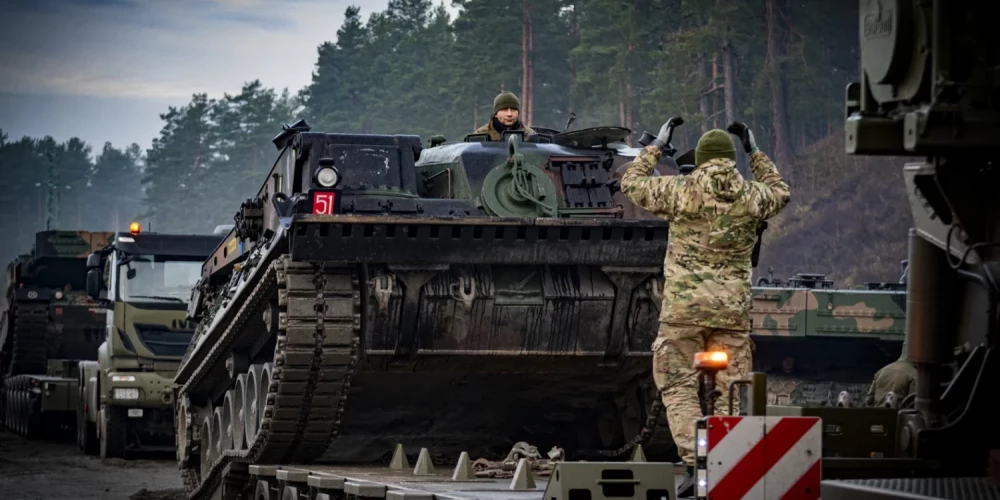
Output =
[
  {"x1": 474, "y1": 119, "x2": 535, "y2": 141},
  {"x1": 621, "y1": 147, "x2": 790, "y2": 331},
  {"x1": 864, "y1": 359, "x2": 916, "y2": 407}
]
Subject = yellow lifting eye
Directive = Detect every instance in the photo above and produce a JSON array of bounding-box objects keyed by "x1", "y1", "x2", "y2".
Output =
[{"x1": 693, "y1": 351, "x2": 729, "y2": 370}]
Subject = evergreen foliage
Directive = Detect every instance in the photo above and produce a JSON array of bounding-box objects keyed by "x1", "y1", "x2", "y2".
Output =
[{"x1": 0, "y1": 1, "x2": 909, "y2": 285}]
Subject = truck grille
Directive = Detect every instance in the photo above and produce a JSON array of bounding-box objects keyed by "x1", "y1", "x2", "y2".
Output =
[{"x1": 132, "y1": 323, "x2": 193, "y2": 357}]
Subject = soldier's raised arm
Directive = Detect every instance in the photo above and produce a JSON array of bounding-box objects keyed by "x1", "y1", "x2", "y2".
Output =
[
  {"x1": 727, "y1": 122, "x2": 791, "y2": 220},
  {"x1": 621, "y1": 119, "x2": 683, "y2": 217}
]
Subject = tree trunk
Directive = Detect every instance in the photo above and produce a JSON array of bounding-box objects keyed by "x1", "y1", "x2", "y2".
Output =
[
  {"x1": 619, "y1": 96, "x2": 626, "y2": 129},
  {"x1": 567, "y1": 2, "x2": 579, "y2": 115},
  {"x1": 527, "y1": 8, "x2": 534, "y2": 125},
  {"x1": 711, "y1": 52, "x2": 719, "y2": 129},
  {"x1": 16, "y1": 204, "x2": 23, "y2": 242},
  {"x1": 766, "y1": 0, "x2": 794, "y2": 181},
  {"x1": 520, "y1": 1, "x2": 529, "y2": 123},
  {"x1": 625, "y1": 81, "x2": 633, "y2": 146},
  {"x1": 699, "y1": 57, "x2": 709, "y2": 134},
  {"x1": 722, "y1": 35, "x2": 736, "y2": 128}
]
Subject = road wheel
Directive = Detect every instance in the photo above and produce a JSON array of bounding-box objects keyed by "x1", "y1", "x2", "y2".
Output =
[{"x1": 100, "y1": 406, "x2": 126, "y2": 458}]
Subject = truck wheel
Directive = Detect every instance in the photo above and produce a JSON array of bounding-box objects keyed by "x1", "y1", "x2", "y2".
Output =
[
  {"x1": 77, "y1": 396, "x2": 85, "y2": 450},
  {"x1": 82, "y1": 419, "x2": 98, "y2": 455},
  {"x1": 100, "y1": 407, "x2": 126, "y2": 459}
]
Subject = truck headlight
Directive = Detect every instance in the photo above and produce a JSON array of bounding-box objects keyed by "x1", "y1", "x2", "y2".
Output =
[
  {"x1": 316, "y1": 167, "x2": 340, "y2": 187},
  {"x1": 54, "y1": 291, "x2": 64, "y2": 300},
  {"x1": 112, "y1": 375, "x2": 136, "y2": 382},
  {"x1": 113, "y1": 388, "x2": 140, "y2": 400}
]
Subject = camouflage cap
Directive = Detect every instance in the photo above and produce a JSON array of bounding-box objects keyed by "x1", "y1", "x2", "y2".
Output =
[
  {"x1": 695, "y1": 129, "x2": 737, "y2": 166},
  {"x1": 494, "y1": 91, "x2": 520, "y2": 114}
]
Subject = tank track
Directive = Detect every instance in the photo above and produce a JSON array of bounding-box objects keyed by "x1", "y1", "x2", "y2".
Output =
[
  {"x1": 181, "y1": 255, "x2": 360, "y2": 500},
  {"x1": 4, "y1": 300, "x2": 49, "y2": 377}
]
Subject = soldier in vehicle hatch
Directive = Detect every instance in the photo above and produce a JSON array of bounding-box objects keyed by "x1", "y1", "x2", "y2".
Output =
[
  {"x1": 620, "y1": 121, "x2": 790, "y2": 497},
  {"x1": 473, "y1": 91, "x2": 535, "y2": 141}
]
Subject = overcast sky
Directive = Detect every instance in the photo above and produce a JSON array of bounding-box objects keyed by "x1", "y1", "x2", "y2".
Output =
[{"x1": 0, "y1": 0, "x2": 459, "y2": 153}]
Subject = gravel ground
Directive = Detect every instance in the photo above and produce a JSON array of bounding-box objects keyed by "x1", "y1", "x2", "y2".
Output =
[{"x1": 0, "y1": 430, "x2": 185, "y2": 500}]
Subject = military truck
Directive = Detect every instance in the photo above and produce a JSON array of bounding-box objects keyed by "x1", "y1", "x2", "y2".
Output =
[
  {"x1": 77, "y1": 224, "x2": 222, "y2": 458},
  {"x1": 1, "y1": 230, "x2": 113, "y2": 439}
]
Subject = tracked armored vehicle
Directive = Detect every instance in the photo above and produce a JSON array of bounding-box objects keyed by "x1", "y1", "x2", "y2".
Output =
[
  {"x1": 1, "y1": 230, "x2": 113, "y2": 377},
  {"x1": 2, "y1": 231, "x2": 113, "y2": 437},
  {"x1": 174, "y1": 122, "x2": 684, "y2": 497},
  {"x1": 748, "y1": 272, "x2": 906, "y2": 407}
]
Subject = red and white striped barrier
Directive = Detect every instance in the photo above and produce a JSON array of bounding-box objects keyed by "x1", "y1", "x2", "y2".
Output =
[{"x1": 695, "y1": 416, "x2": 822, "y2": 500}]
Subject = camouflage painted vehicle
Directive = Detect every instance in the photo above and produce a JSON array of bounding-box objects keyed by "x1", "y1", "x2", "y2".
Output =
[
  {"x1": 77, "y1": 226, "x2": 222, "y2": 458},
  {"x1": 1, "y1": 230, "x2": 113, "y2": 377},
  {"x1": 173, "y1": 120, "x2": 686, "y2": 498},
  {"x1": 748, "y1": 272, "x2": 906, "y2": 408},
  {"x1": 1, "y1": 230, "x2": 113, "y2": 438}
]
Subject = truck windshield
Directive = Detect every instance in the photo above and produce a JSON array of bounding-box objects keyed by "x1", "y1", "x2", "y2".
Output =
[{"x1": 118, "y1": 254, "x2": 202, "y2": 303}]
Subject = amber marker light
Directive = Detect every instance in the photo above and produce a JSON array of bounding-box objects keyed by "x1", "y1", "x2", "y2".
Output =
[
  {"x1": 129, "y1": 222, "x2": 141, "y2": 236},
  {"x1": 693, "y1": 351, "x2": 728, "y2": 370}
]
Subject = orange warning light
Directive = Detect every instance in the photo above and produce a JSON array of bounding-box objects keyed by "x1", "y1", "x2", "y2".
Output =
[
  {"x1": 693, "y1": 351, "x2": 728, "y2": 370},
  {"x1": 129, "y1": 222, "x2": 141, "y2": 236}
]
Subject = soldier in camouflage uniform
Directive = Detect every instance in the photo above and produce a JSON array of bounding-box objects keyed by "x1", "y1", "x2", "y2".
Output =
[
  {"x1": 864, "y1": 336, "x2": 916, "y2": 407},
  {"x1": 473, "y1": 91, "x2": 535, "y2": 141},
  {"x1": 621, "y1": 121, "x2": 790, "y2": 497}
]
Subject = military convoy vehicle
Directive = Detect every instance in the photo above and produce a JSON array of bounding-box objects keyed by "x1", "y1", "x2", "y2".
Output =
[
  {"x1": 172, "y1": 120, "x2": 682, "y2": 497},
  {"x1": 1, "y1": 230, "x2": 113, "y2": 438},
  {"x1": 818, "y1": 0, "x2": 1000, "y2": 495},
  {"x1": 77, "y1": 224, "x2": 222, "y2": 457},
  {"x1": 167, "y1": 106, "x2": 915, "y2": 499},
  {"x1": 749, "y1": 272, "x2": 906, "y2": 407}
]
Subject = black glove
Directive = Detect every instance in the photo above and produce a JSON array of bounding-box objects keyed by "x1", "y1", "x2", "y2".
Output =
[{"x1": 726, "y1": 121, "x2": 758, "y2": 155}]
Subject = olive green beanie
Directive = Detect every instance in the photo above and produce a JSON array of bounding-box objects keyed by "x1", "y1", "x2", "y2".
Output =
[
  {"x1": 695, "y1": 129, "x2": 737, "y2": 166},
  {"x1": 493, "y1": 91, "x2": 520, "y2": 114}
]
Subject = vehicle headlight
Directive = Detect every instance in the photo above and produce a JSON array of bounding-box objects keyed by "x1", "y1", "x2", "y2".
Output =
[
  {"x1": 54, "y1": 291, "x2": 64, "y2": 300},
  {"x1": 316, "y1": 167, "x2": 340, "y2": 187},
  {"x1": 113, "y1": 388, "x2": 140, "y2": 400},
  {"x1": 112, "y1": 375, "x2": 136, "y2": 382}
]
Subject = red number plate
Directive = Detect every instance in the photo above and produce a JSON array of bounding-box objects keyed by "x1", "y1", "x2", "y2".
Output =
[{"x1": 312, "y1": 191, "x2": 338, "y2": 215}]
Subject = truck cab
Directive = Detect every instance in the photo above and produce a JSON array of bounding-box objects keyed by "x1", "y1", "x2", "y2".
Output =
[{"x1": 80, "y1": 224, "x2": 221, "y2": 458}]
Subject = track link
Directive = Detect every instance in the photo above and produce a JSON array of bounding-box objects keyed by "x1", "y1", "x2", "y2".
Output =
[
  {"x1": 5, "y1": 301, "x2": 49, "y2": 377},
  {"x1": 182, "y1": 255, "x2": 360, "y2": 500}
]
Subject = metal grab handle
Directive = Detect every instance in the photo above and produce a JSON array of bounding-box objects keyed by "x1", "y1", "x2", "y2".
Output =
[{"x1": 728, "y1": 379, "x2": 753, "y2": 415}]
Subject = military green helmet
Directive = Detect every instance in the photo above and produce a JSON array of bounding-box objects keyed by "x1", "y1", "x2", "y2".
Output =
[{"x1": 695, "y1": 129, "x2": 737, "y2": 166}]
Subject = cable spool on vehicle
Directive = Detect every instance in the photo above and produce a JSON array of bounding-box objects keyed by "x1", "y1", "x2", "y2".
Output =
[{"x1": 479, "y1": 135, "x2": 559, "y2": 217}]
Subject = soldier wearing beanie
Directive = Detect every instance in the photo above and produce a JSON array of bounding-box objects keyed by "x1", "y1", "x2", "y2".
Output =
[
  {"x1": 473, "y1": 91, "x2": 536, "y2": 141},
  {"x1": 620, "y1": 120, "x2": 790, "y2": 498}
]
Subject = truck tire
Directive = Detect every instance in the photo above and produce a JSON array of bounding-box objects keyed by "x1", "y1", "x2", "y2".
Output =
[
  {"x1": 81, "y1": 416, "x2": 98, "y2": 455},
  {"x1": 100, "y1": 407, "x2": 126, "y2": 458}
]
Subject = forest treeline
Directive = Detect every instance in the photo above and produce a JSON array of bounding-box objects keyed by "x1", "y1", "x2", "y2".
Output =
[{"x1": 0, "y1": 0, "x2": 909, "y2": 285}]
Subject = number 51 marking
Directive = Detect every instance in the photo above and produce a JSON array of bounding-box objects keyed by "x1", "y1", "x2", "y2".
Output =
[{"x1": 312, "y1": 192, "x2": 337, "y2": 215}]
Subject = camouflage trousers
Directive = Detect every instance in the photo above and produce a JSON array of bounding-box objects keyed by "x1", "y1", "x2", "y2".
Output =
[{"x1": 653, "y1": 323, "x2": 752, "y2": 466}]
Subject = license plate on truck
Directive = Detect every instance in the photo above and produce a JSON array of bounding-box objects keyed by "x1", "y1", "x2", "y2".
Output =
[{"x1": 128, "y1": 409, "x2": 143, "y2": 418}]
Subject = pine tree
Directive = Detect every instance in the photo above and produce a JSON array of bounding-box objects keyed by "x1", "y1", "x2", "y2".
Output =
[{"x1": 142, "y1": 94, "x2": 217, "y2": 233}]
